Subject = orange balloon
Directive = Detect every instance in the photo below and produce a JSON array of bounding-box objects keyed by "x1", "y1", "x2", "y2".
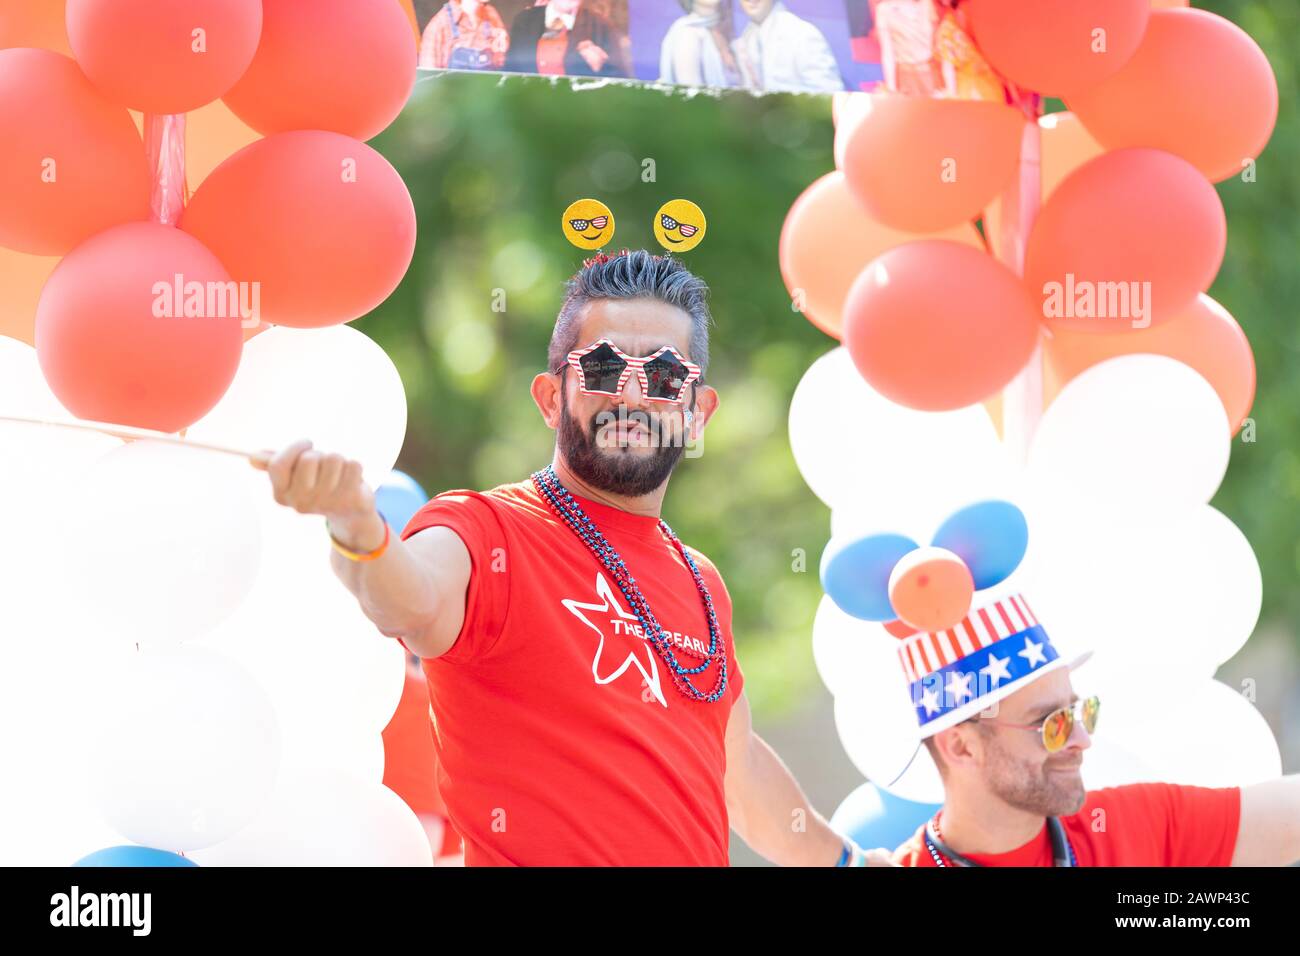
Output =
[
  {"x1": 0, "y1": 246, "x2": 59, "y2": 345},
  {"x1": 837, "y1": 94, "x2": 1024, "y2": 233},
  {"x1": 965, "y1": 0, "x2": 1150, "y2": 96},
  {"x1": 1067, "y1": 9, "x2": 1278, "y2": 183},
  {"x1": 983, "y1": 111, "x2": 1104, "y2": 245},
  {"x1": 843, "y1": 240, "x2": 1040, "y2": 411},
  {"x1": 1044, "y1": 294, "x2": 1255, "y2": 434},
  {"x1": 888, "y1": 547, "x2": 975, "y2": 634},
  {"x1": 67, "y1": 0, "x2": 262, "y2": 114},
  {"x1": 0, "y1": 0, "x2": 72, "y2": 54},
  {"x1": 0, "y1": 49, "x2": 150, "y2": 256},
  {"x1": 184, "y1": 100, "x2": 261, "y2": 191},
  {"x1": 181, "y1": 131, "x2": 417, "y2": 328},
  {"x1": 221, "y1": 0, "x2": 416, "y2": 142},
  {"x1": 780, "y1": 171, "x2": 985, "y2": 340},
  {"x1": 1025, "y1": 148, "x2": 1225, "y2": 332},
  {"x1": 1150, "y1": 0, "x2": 1188, "y2": 6},
  {"x1": 36, "y1": 222, "x2": 244, "y2": 433}
]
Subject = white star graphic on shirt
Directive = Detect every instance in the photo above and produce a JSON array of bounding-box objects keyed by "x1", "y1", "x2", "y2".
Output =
[
  {"x1": 562, "y1": 571, "x2": 667, "y2": 708},
  {"x1": 920, "y1": 687, "x2": 941, "y2": 715},
  {"x1": 1018, "y1": 635, "x2": 1047, "y2": 668},
  {"x1": 947, "y1": 670, "x2": 973, "y2": 703},
  {"x1": 980, "y1": 653, "x2": 1012, "y2": 686}
]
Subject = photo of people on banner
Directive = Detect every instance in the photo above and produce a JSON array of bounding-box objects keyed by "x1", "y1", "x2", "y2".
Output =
[{"x1": 412, "y1": 1, "x2": 997, "y2": 94}]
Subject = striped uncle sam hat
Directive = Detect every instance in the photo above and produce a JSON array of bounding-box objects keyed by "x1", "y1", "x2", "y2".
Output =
[
  {"x1": 820, "y1": 500, "x2": 1091, "y2": 738},
  {"x1": 889, "y1": 592, "x2": 1092, "y2": 738}
]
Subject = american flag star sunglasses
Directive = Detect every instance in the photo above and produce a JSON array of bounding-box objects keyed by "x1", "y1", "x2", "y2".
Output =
[
  {"x1": 564, "y1": 338, "x2": 701, "y2": 403},
  {"x1": 660, "y1": 213, "x2": 698, "y2": 238},
  {"x1": 568, "y1": 215, "x2": 609, "y2": 232}
]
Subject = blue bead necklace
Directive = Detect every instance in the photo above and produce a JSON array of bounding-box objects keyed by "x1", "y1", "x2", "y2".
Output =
[{"x1": 531, "y1": 465, "x2": 729, "y2": 703}]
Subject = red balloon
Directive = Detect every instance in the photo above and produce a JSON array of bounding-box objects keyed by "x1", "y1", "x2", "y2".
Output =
[
  {"x1": 180, "y1": 131, "x2": 417, "y2": 328},
  {"x1": 1067, "y1": 9, "x2": 1278, "y2": 183},
  {"x1": 221, "y1": 0, "x2": 416, "y2": 141},
  {"x1": 67, "y1": 0, "x2": 262, "y2": 115},
  {"x1": 838, "y1": 94, "x2": 1024, "y2": 233},
  {"x1": 35, "y1": 222, "x2": 244, "y2": 433},
  {"x1": 842, "y1": 240, "x2": 1040, "y2": 411},
  {"x1": 1025, "y1": 148, "x2": 1225, "y2": 332},
  {"x1": 0, "y1": 49, "x2": 149, "y2": 256},
  {"x1": 965, "y1": 0, "x2": 1150, "y2": 96}
]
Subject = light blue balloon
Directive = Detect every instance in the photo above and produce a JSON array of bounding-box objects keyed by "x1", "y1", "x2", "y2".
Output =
[
  {"x1": 74, "y1": 846, "x2": 198, "y2": 867},
  {"x1": 931, "y1": 500, "x2": 1028, "y2": 590},
  {"x1": 374, "y1": 470, "x2": 429, "y2": 535},
  {"x1": 820, "y1": 532, "x2": 919, "y2": 621},
  {"x1": 830, "y1": 782, "x2": 942, "y2": 853}
]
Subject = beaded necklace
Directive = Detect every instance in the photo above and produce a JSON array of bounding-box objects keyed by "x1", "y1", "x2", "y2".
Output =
[
  {"x1": 531, "y1": 465, "x2": 729, "y2": 703},
  {"x1": 924, "y1": 811, "x2": 1077, "y2": 867}
]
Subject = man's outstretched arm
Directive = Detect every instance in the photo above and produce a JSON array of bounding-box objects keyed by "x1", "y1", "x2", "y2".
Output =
[
  {"x1": 252, "y1": 438, "x2": 471, "y2": 659},
  {"x1": 723, "y1": 691, "x2": 895, "y2": 866},
  {"x1": 1232, "y1": 774, "x2": 1300, "y2": 866}
]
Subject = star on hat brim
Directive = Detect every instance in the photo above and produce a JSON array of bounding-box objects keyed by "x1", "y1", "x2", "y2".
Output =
[{"x1": 914, "y1": 648, "x2": 1093, "y2": 740}]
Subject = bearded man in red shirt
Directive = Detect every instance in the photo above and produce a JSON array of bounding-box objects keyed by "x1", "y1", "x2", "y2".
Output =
[{"x1": 254, "y1": 249, "x2": 890, "y2": 867}]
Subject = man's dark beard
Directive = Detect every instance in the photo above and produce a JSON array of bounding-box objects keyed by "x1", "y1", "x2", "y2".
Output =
[{"x1": 557, "y1": 401, "x2": 686, "y2": 497}]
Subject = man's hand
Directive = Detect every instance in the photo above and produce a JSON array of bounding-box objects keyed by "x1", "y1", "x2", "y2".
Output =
[
  {"x1": 250, "y1": 439, "x2": 385, "y2": 552},
  {"x1": 576, "y1": 39, "x2": 608, "y2": 73}
]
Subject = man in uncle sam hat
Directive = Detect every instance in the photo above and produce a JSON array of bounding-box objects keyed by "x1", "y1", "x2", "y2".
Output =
[{"x1": 822, "y1": 500, "x2": 1300, "y2": 867}]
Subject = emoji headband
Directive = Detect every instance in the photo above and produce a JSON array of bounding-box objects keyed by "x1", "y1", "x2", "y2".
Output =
[{"x1": 561, "y1": 198, "x2": 707, "y2": 253}]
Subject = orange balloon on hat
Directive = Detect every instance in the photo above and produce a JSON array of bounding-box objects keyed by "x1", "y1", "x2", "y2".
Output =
[
  {"x1": 837, "y1": 94, "x2": 1024, "y2": 234},
  {"x1": 780, "y1": 171, "x2": 985, "y2": 340},
  {"x1": 889, "y1": 548, "x2": 976, "y2": 634},
  {"x1": 1067, "y1": 9, "x2": 1278, "y2": 183},
  {"x1": 1044, "y1": 293, "x2": 1255, "y2": 435}
]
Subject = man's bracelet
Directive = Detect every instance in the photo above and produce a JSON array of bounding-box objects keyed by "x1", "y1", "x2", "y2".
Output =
[
  {"x1": 326, "y1": 517, "x2": 390, "y2": 562},
  {"x1": 836, "y1": 838, "x2": 868, "y2": 867}
]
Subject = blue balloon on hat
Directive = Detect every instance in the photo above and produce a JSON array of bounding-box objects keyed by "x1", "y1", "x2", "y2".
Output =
[
  {"x1": 931, "y1": 500, "x2": 1029, "y2": 590},
  {"x1": 74, "y1": 846, "x2": 198, "y2": 867},
  {"x1": 831, "y1": 782, "x2": 941, "y2": 852},
  {"x1": 820, "y1": 532, "x2": 919, "y2": 621},
  {"x1": 374, "y1": 470, "x2": 428, "y2": 535}
]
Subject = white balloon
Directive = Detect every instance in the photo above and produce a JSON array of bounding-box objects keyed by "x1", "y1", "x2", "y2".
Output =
[
  {"x1": 187, "y1": 325, "x2": 408, "y2": 489},
  {"x1": 791, "y1": 348, "x2": 1009, "y2": 530},
  {"x1": 811, "y1": 596, "x2": 886, "y2": 699},
  {"x1": 821, "y1": 620, "x2": 946, "y2": 804},
  {"x1": 189, "y1": 769, "x2": 432, "y2": 866},
  {"x1": 1026, "y1": 504, "x2": 1261, "y2": 681},
  {"x1": 47, "y1": 440, "x2": 261, "y2": 650},
  {"x1": 84, "y1": 646, "x2": 281, "y2": 851},
  {"x1": 0, "y1": 648, "x2": 125, "y2": 865},
  {"x1": 1027, "y1": 355, "x2": 1230, "y2": 514},
  {"x1": 834, "y1": 692, "x2": 944, "y2": 805},
  {"x1": 1102, "y1": 678, "x2": 1281, "y2": 788}
]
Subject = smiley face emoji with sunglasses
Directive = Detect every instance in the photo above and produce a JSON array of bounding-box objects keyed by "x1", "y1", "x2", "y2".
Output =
[
  {"x1": 653, "y1": 199, "x2": 706, "y2": 252},
  {"x1": 561, "y1": 198, "x2": 615, "y2": 250}
]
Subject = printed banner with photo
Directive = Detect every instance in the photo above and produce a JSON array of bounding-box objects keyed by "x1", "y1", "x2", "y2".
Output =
[{"x1": 412, "y1": 0, "x2": 900, "y2": 93}]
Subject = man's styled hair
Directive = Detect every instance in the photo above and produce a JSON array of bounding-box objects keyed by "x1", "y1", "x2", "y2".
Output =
[{"x1": 547, "y1": 249, "x2": 713, "y2": 381}]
